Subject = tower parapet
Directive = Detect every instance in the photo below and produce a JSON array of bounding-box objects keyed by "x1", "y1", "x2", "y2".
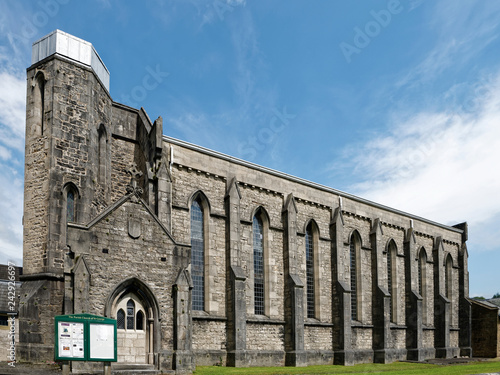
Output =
[{"x1": 32, "y1": 29, "x2": 110, "y2": 91}]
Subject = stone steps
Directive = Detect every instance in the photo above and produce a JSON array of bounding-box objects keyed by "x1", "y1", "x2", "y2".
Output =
[{"x1": 110, "y1": 364, "x2": 170, "y2": 374}]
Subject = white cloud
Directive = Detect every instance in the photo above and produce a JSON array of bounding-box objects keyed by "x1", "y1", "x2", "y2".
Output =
[
  {"x1": 0, "y1": 161, "x2": 23, "y2": 264},
  {"x1": 186, "y1": 0, "x2": 246, "y2": 29},
  {"x1": 0, "y1": 70, "x2": 26, "y2": 152},
  {"x1": 0, "y1": 11, "x2": 27, "y2": 264},
  {"x1": 396, "y1": 2, "x2": 500, "y2": 90},
  {"x1": 168, "y1": 109, "x2": 221, "y2": 148},
  {"x1": 0, "y1": 145, "x2": 11, "y2": 160},
  {"x1": 167, "y1": 8, "x2": 281, "y2": 165},
  {"x1": 343, "y1": 73, "x2": 500, "y2": 242}
]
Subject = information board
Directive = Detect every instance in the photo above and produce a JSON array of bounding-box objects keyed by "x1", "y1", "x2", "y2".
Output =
[
  {"x1": 55, "y1": 314, "x2": 117, "y2": 362},
  {"x1": 89, "y1": 323, "x2": 115, "y2": 360}
]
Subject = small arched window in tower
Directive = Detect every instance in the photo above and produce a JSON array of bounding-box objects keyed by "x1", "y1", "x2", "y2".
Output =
[
  {"x1": 98, "y1": 124, "x2": 107, "y2": 185},
  {"x1": 34, "y1": 73, "x2": 45, "y2": 135},
  {"x1": 67, "y1": 190, "x2": 75, "y2": 222},
  {"x1": 253, "y1": 214, "x2": 265, "y2": 315},
  {"x1": 136, "y1": 310, "x2": 144, "y2": 331},
  {"x1": 117, "y1": 309, "x2": 125, "y2": 329},
  {"x1": 191, "y1": 198, "x2": 205, "y2": 311},
  {"x1": 350, "y1": 232, "x2": 360, "y2": 321},
  {"x1": 305, "y1": 222, "x2": 315, "y2": 319},
  {"x1": 127, "y1": 300, "x2": 135, "y2": 330}
]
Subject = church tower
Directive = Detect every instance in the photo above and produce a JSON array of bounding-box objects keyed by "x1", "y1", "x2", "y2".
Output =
[{"x1": 20, "y1": 30, "x2": 113, "y2": 361}]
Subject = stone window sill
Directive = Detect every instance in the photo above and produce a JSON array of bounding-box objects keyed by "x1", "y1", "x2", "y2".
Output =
[
  {"x1": 351, "y1": 322, "x2": 374, "y2": 329},
  {"x1": 192, "y1": 311, "x2": 227, "y2": 321},
  {"x1": 389, "y1": 323, "x2": 407, "y2": 329},
  {"x1": 247, "y1": 315, "x2": 285, "y2": 325},
  {"x1": 304, "y1": 318, "x2": 333, "y2": 327}
]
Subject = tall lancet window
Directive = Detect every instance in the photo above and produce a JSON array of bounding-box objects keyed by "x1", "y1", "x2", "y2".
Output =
[
  {"x1": 191, "y1": 199, "x2": 205, "y2": 311},
  {"x1": 305, "y1": 222, "x2": 315, "y2": 318},
  {"x1": 126, "y1": 300, "x2": 135, "y2": 330},
  {"x1": 419, "y1": 248, "x2": 427, "y2": 323},
  {"x1": 387, "y1": 241, "x2": 397, "y2": 323},
  {"x1": 34, "y1": 73, "x2": 45, "y2": 135},
  {"x1": 98, "y1": 124, "x2": 107, "y2": 185},
  {"x1": 117, "y1": 309, "x2": 125, "y2": 329},
  {"x1": 446, "y1": 254, "x2": 453, "y2": 299},
  {"x1": 253, "y1": 214, "x2": 265, "y2": 315},
  {"x1": 350, "y1": 232, "x2": 360, "y2": 321},
  {"x1": 445, "y1": 254, "x2": 453, "y2": 322}
]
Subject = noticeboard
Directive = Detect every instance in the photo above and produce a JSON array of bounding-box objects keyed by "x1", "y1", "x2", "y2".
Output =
[{"x1": 55, "y1": 314, "x2": 117, "y2": 362}]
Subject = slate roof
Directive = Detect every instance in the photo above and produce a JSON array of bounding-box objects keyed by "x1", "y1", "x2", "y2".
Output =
[
  {"x1": 487, "y1": 298, "x2": 500, "y2": 308},
  {"x1": 470, "y1": 298, "x2": 499, "y2": 309}
]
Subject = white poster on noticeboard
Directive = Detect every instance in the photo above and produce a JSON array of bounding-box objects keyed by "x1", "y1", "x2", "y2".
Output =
[
  {"x1": 89, "y1": 323, "x2": 115, "y2": 360},
  {"x1": 58, "y1": 322, "x2": 84, "y2": 358}
]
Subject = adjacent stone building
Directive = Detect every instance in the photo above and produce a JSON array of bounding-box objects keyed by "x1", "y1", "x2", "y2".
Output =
[
  {"x1": 19, "y1": 30, "x2": 472, "y2": 373},
  {"x1": 470, "y1": 299, "x2": 500, "y2": 358}
]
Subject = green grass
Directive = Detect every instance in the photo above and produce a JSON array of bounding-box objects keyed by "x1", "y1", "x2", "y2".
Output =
[{"x1": 194, "y1": 359, "x2": 500, "y2": 375}]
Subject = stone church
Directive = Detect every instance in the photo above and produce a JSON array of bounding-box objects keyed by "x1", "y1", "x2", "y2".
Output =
[{"x1": 19, "y1": 30, "x2": 472, "y2": 373}]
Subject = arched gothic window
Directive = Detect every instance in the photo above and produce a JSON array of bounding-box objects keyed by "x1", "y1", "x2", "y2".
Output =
[
  {"x1": 387, "y1": 241, "x2": 397, "y2": 323},
  {"x1": 350, "y1": 232, "x2": 361, "y2": 321},
  {"x1": 98, "y1": 124, "x2": 107, "y2": 185},
  {"x1": 445, "y1": 254, "x2": 453, "y2": 299},
  {"x1": 418, "y1": 248, "x2": 427, "y2": 324},
  {"x1": 136, "y1": 310, "x2": 144, "y2": 331},
  {"x1": 305, "y1": 222, "x2": 315, "y2": 318},
  {"x1": 253, "y1": 214, "x2": 265, "y2": 315},
  {"x1": 445, "y1": 254, "x2": 453, "y2": 323},
  {"x1": 191, "y1": 198, "x2": 205, "y2": 311},
  {"x1": 116, "y1": 298, "x2": 145, "y2": 331},
  {"x1": 117, "y1": 309, "x2": 125, "y2": 329},
  {"x1": 34, "y1": 73, "x2": 45, "y2": 135},
  {"x1": 109, "y1": 284, "x2": 155, "y2": 364},
  {"x1": 127, "y1": 300, "x2": 135, "y2": 330}
]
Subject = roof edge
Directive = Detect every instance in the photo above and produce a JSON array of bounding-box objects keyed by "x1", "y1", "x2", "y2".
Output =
[{"x1": 164, "y1": 135, "x2": 464, "y2": 235}]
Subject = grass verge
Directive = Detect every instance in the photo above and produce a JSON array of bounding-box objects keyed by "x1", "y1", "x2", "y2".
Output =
[{"x1": 194, "y1": 359, "x2": 500, "y2": 375}]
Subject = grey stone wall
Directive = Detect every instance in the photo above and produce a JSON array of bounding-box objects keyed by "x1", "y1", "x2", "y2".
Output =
[
  {"x1": 166, "y1": 139, "x2": 468, "y2": 366},
  {"x1": 246, "y1": 323, "x2": 284, "y2": 351},
  {"x1": 192, "y1": 320, "x2": 226, "y2": 350},
  {"x1": 304, "y1": 326, "x2": 332, "y2": 350},
  {"x1": 390, "y1": 328, "x2": 406, "y2": 350}
]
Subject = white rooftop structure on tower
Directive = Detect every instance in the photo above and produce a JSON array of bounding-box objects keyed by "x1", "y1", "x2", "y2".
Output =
[{"x1": 31, "y1": 29, "x2": 110, "y2": 91}]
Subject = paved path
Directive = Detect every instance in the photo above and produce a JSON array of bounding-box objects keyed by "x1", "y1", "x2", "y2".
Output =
[{"x1": 0, "y1": 362, "x2": 62, "y2": 374}]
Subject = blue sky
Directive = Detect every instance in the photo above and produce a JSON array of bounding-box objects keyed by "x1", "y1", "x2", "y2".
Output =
[{"x1": 0, "y1": 0, "x2": 499, "y2": 298}]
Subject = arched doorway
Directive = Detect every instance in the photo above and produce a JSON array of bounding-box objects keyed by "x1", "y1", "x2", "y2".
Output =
[
  {"x1": 115, "y1": 293, "x2": 147, "y2": 363},
  {"x1": 105, "y1": 278, "x2": 160, "y2": 365}
]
